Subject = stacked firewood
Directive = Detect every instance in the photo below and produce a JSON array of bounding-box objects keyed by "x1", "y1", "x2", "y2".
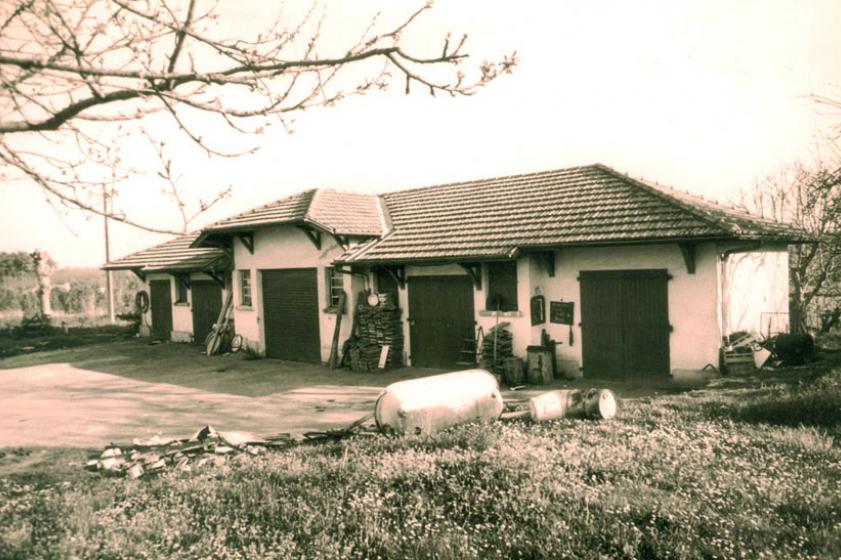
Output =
[
  {"x1": 347, "y1": 341, "x2": 383, "y2": 372},
  {"x1": 479, "y1": 322, "x2": 513, "y2": 374},
  {"x1": 347, "y1": 293, "x2": 404, "y2": 371}
]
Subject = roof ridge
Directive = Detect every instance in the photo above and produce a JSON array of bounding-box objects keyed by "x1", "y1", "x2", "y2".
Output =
[
  {"x1": 382, "y1": 165, "x2": 597, "y2": 198},
  {"x1": 204, "y1": 188, "x2": 317, "y2": 230}
]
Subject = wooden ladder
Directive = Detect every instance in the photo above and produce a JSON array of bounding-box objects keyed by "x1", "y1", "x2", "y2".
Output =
[{"x1": 456, "y1": 326, "x2": 478, "y2": 366}]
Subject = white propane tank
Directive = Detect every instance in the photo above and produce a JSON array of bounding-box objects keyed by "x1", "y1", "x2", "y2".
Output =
[{"x1": 374, "y1": 369, "x2": 504, "y2": 436}]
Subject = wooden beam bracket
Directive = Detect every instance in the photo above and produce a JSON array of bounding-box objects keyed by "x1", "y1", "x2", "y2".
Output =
[
  {"x1": 237, "y1": 232, "x2": 254, "y2": 254},
  {"x1": 678, "y1": 242, "x2": 696, "y2": 274},
  {"x1": 334, "y1": 235, "x2": 349, "y2": 251},
  {"x1": 131, "y1": 268, "x2": 146, "y2": 282},
  {"x1": 383, "y1": 265, "x2": 406, "y2": 290},
  {"x1": 207, "y1": 270, "x2": 226, "y2": 289},
  {"x1": 459, "y1": 263, "x2": 482, "y2": 290},
  {"x1": 298, "y1": 225, "x2": 321, "y2": 250},
  {"x1": 177, "y1": 274, "x2": 191, "y2": 290}
]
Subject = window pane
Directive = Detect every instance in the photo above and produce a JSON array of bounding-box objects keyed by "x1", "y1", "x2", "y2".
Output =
[
  {"x1": 487, "y1": 261, "x2": 518, "y2": 311},
  {"x1": 239, "y1": 270, "x2": 251, "y2": 306},
  {"x1": 175, "y1": 276, "x2": 188, "y2": 303},
  {"x1": 326, "y1": 267, "x2": 344, "y2": 309}
]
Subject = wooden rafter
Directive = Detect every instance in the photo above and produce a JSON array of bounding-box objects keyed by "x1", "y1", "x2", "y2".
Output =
[
  {"x1": 458, "y1": 263, "x2": 482, "y2": 289},
  {"x1": 678, "y1": 243, "x2": 696, "y2": 274}
]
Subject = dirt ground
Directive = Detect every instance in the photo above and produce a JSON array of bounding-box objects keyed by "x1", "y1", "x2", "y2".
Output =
[{"x1": 0, "y1": 339, "x2": 688, "y2": 448}]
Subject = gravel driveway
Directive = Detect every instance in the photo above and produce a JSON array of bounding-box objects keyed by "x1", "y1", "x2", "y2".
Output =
[{"x1": 0, "y1": 340, "x2": 435, "y2": 448}]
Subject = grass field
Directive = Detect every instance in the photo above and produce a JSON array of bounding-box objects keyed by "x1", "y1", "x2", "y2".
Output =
[{"x1": 1, "y1": 357, "x2": 840, "y2": 559}]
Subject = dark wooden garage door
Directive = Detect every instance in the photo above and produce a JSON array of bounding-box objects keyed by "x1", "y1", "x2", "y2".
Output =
[
  {"x1": 408, "y1": 275, "x2": 475, "y2": 369},
  {"x1": 191, "y1": 281, "x2": 222, "y2": 345},
  {"x1": 261, "y1": 268, "x2": 320, "y2": 363},
  {"x1": 149, "y1": 279, "x2": 173, "y2": 340},
  {"x1": 580, "y1": 269, "x2": 670, "y2": 380}
]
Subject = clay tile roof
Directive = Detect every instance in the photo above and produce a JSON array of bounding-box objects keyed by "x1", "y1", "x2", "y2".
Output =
[
  {"x1": 198, "y1": 188, "x2": 383, "y2": 238},
  {"x1": 337, "y1": 164, "x2": 808, "y2": 264},
  {"x1": 103, "y1": 233, "x2": 228, "y2": 273}
]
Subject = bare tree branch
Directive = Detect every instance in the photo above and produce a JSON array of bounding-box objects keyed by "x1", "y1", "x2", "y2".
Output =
[{"x1": 0, "y1": 0, "x2": 515, "y2": 233}]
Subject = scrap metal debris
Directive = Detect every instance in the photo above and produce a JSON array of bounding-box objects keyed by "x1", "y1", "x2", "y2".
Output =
[
  {"x1": 85, "y1": 372, "x2": 621, "y2": 480},
  {"x1": 86, "y1": 424, "x2": 296, "y2": 479}
]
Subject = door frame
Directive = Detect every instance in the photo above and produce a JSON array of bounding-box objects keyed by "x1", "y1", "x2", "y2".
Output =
[
  {"x1": 407, "y1": 274, "x2": 476, "y2": 369},
  {"x1": 259, "y1": 267, "x2": 321, "y2": 363},
  {"x1": 149, "y1": 278, "x2": 173, "y2": 341},
  {"x1": 579, "y1": 269, "x2": 671, "y2": 380},
  {"x1": 190, "y1": 280, "x2": 223, "y2": 346}
]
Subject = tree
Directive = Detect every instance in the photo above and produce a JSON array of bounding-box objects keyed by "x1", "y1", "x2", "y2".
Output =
[
  {"x1": 742, "y1": 156, "x2": 841, "y2": 335},
  {"x1": 0, "y1": 0, "x2": 515, "y2": 233}
]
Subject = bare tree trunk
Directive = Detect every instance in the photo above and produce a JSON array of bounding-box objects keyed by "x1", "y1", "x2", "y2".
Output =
[{"x1": 789, "y1": 259, "x2": 803, "y2": 334}]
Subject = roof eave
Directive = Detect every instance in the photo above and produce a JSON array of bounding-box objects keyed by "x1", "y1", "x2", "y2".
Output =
[{"x1": 336, "y1": 233, "x2": 809, "y2": 266}]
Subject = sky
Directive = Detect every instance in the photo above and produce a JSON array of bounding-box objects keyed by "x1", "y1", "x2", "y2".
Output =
[{"x1": 2, "y1": 0, "x2": 840, "y2": 268}]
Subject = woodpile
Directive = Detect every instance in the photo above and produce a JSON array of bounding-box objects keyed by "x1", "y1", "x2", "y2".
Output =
[
  {"x1": 345, "y1": 292, "x2": 403, "y2": 372},
  {"x1": 479, "y1": 322, "x2": 513, "y2": 374}
]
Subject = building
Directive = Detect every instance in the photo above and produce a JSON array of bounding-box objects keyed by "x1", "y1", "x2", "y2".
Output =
[
  {"x1": 103, "y1": 233, "x2": 229, "y2": 344},
  {"x1": 108, "y1": 164, "x2": 807, "y2": 380}
]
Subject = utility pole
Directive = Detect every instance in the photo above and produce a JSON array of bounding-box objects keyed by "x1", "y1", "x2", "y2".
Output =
[{"x1": 103, "y1": 187, "x2": 115, "y2": 324}]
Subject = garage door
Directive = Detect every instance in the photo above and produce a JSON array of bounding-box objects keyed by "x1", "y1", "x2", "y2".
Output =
[
  {"x1": 191, "y1": 281, "x2": 223, "y2": 345},
  {"x1": 408, "y1": 276, "x2": 475, "y2": 369},
  {"x1": 580, "y1": 269, "x2": 670, "y2": 380},
  {"x1": 261, "y1": 268, "x2": 321, "y2": 363},
  {"x1": 149, "y1": 279, "x2": 173, "y2": 340}
]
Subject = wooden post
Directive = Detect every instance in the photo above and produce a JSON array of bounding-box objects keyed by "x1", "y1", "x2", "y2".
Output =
[
  {"x1": 328, "y1": 291, "x2": 346, "y2": 369},
  {"x1": 103, "y1": 187, "x2": 115, "y2": 324}
]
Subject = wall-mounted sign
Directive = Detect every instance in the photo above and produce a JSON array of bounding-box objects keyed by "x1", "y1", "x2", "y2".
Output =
[
  {"x1": 550, "y1": 301, "x2": 574, "y2": 325},
  {"x1": 530, "y1": 295, "x2": 546, "y2": 326}
]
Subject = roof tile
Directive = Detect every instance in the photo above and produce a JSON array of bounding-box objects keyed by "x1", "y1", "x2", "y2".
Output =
[
  {"x1": 104, "y1": 233, "x2": 227, "y2": 273},
  {"x1": 201, "y1": 188, "x2": 382, "y2": 237},
  {"x1": 339, "y1": 164, "x2": 807, "y2": 264}
]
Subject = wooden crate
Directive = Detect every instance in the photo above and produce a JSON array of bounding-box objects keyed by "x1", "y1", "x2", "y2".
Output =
[{"x1": 723, "y1": 350, "x2": 755, "y2": 374}]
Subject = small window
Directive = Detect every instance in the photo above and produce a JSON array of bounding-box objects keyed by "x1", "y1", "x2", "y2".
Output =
[
  {"x1": 175, "y1": 276, "x2": 189, "y2": 304},
  {"x1": 326, "y1": 267, "x2": 345, "y2": 311},
  {"x1": 239, "y1": 270, "x2": 252, "y2": 307},
  {"x1": 486, "y1": 261, "x2": 518, "y2": 311}
]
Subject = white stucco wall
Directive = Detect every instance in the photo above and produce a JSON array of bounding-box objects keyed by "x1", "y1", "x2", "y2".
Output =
[
  {"x1": 394, "y1": 242, "x2": 723, "y2": 374},
  {"x1": 231, "y1": 225, "x2": 361, "y2": 361},
  {"x1": 533, "y1": 243, "x2": 721, "y2": 375}
]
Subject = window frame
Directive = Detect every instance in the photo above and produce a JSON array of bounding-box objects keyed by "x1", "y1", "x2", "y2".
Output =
[
  {"x1": 174, "y1": 275, "x2": 189, "y2": 305},
  {"x1": 325, "y1": 266, "x2": 345, "y2": 313},
  {"x1": 486, "y1": 261, "x2": 518, "y2": 312},
  {"x1": 238, "y1": 269, "x2": 252, "y2": 307}
]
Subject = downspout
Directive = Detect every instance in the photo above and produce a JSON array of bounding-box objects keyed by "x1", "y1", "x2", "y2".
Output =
[{"x1": 717, "y1": 253, "x2": 729, "y2": 344}]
